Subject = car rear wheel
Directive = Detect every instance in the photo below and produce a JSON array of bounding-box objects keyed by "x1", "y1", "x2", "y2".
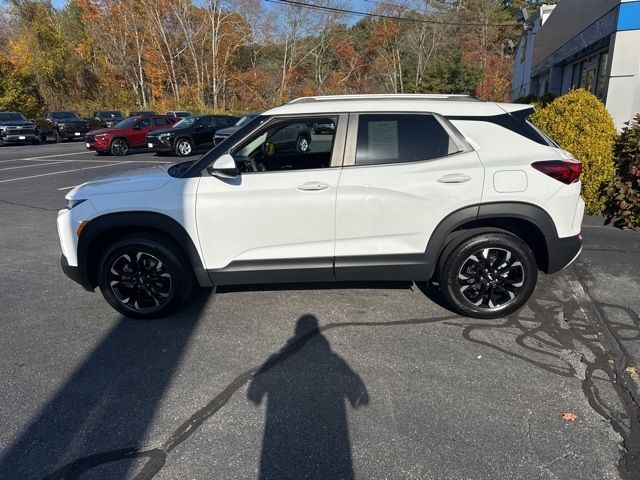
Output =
[
  {"x1": 175, "y1": 138, "x2": 193, "y2": 157},
  {"x1": 110, "y1": 138, "x2": 129, "y2": 156},
  {"x1": 438, "y1": 232, "x2": 537, "y2": 319},
  {"x1": 98, "y1": 235, "x2": 193, "y2": 319}
]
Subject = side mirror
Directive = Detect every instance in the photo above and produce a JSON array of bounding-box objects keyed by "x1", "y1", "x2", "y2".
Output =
[{"x1": 207, "y1": 153, "x2": 238, "y2": 179}]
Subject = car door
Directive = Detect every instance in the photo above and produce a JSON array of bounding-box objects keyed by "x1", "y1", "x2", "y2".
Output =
[
  {"x1": 193, "y1": 116, "x2": 214, "y2": 147},
  {"x1": 195, "y1": 114, "x2": 347, "y2": 284},
  {"x1": 128, "y1": 117, "x2": 154, "y2": 147},
  {"x1": 334, "y1": 112, "x2": 484, "y2": 280}
]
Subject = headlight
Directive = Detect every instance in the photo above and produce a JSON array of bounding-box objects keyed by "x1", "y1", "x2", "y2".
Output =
[
  {"x1": 159, "y1": 133, "x2": 173, "y2": 140},
  {"x1": 66, "y1": 199, "x2": 87, "y2": 210}
]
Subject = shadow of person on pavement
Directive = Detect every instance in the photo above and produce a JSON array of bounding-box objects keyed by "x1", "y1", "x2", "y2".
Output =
[{"x1": 247, "y1": 314, "x2": 369, "y2": 480}]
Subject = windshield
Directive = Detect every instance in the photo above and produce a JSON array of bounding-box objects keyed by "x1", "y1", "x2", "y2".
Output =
[
  {"x1": 173, "y1": 116, "x2": 197, "y2": 128},
  {"x1": 51, "y1": 111, "x2": 80, "y2": 120},
  {"x1": 0, "y1": 112, "x2": 28, "y2": 122},
  {"x1": 99, "y1": 111, "x2": 123, "y2": 119},
  {"x1": 115, "y1": 117, "x2": 138, "y2": 128},
  {"x1": 236, "y1": 114, "x2": 257, "y2": 127}
]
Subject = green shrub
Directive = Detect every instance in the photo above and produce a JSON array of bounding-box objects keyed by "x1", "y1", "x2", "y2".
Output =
[
  {"x1": 531, "y1": 89, "x2": 617, "y2": 214},
  {"x1": 603, "y1": 114, "x2": 640, "y2": 229}
]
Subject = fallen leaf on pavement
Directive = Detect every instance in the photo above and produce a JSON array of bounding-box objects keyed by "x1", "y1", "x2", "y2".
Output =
[{"x1": 562, "y1": 412, "x2": 577, "y2": 421}]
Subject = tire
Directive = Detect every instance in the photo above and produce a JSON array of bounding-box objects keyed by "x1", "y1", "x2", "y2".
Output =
[
  {"x1": 296, "y1": 134, "x2": 310, "y2": 152},
  {"x1": 174, "y1": 137, "x2": 193, "y2": 157},
  {"x1": 97, "y1": 235, "x2": 194, "y2": 319},
  {"x1": 96, "y1": 151, "x2": 109, "y2": 156},
  {"x1": 40, "y1": 133, "x2": 47, "y2": 143},
  {"x1": 110, "y1": 137, "x2": 129, "y2": 156},
  {"x1": 438, "y1": 232, "x2": 537, "y2": 319}
]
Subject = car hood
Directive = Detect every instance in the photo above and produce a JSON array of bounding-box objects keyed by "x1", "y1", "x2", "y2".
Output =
[
  {"x1": 215, "y1": 126, "x2": 240, "y2": 136},
  {"x1": 67, "y1": 164, "x2": 172, "y2": 199},
  {"x1": 87, "y1": 127, "x2": 126, "y2": 136}
]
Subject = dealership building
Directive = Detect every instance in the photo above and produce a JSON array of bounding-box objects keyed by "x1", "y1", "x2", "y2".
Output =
[{"x1": 512, "y1": 0, "x2": 640, "y2": 129}]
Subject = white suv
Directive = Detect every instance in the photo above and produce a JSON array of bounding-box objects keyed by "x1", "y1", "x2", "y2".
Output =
[{"x1": 58, "y1": 94, "x2": 584, "y2": 319}]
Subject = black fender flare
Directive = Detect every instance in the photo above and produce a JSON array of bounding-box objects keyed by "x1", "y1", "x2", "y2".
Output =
[
  {"x1": 77, "y1": 211, "x2": 211, "y2": 289},
  {"x1": 424, "y1": 202, "x2": 560, "y2": 278}
]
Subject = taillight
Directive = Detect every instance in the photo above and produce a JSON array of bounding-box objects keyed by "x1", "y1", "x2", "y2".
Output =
[{"x1": 531, "y1": 160, "x2": 581, "y2": 184}]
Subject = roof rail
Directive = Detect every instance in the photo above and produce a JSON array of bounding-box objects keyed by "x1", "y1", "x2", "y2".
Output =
[{"x1": 288, "y1": 94, "x2": 477, "y2": 104}]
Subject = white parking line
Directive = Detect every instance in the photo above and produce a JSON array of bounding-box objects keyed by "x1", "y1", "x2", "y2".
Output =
[
  {"x1": 0, "y1": 162, "x2": 133, "y2": 183},
  {"x1": 0, "y1": 152, "x2": 88, "y2": 163},
  {"x1": 0, "y1": 161, "x2": 66, "y2": 171}
]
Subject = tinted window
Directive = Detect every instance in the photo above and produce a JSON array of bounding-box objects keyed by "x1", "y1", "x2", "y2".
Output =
[
  {"x1": 51, "y1": 111, "x2": 81, "y2": 121},
  {"x1": 196, "y1": 116, "x2": 214, "y2": 128},
  {"x1": 355, "y1": 114, "x2": 456, "y2": 166},
  {"x1": 154, "y1": 117, "x2": 171, "y2": 127},
  {"x1": 0, "y1": 112, "x2": 27, "y2": 122},
  {"x1": 137, "y1": 118, "x2": 152, "y2": 128}
]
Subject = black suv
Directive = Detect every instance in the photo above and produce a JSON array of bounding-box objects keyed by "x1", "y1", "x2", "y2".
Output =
[
  {"x1": 92, "y1": 111, "x2": 125, "y2": 128},
  {"x1": 0, "y1": 112, "x2": 41, "y2": 146},
  {"x1": 37, "y1": 111, "x2": 91, "y2": 142},
  {"x1": 146, "y1": 114, "x2": 239, "y2": 156}
]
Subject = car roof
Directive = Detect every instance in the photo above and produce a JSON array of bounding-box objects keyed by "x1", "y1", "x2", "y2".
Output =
[{"x1": 264, "y1": 94, "x2": 532, "y2": 117}]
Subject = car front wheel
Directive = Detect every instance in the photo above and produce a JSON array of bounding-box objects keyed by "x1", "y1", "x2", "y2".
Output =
[
  {"x1": 110, "y1": 138, "x2": 129, "y2": 156},
  {"x1": 438, "y1": 232, "x2": 537, "y2": 319},
  {"x1": 97, "y1": 235, "x2": 193, "y2": 319},
  {"x1": 175, "y1": 138, "x2": 193, "y2": 157}
]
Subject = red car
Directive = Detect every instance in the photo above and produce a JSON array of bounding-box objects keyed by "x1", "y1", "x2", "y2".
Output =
[{"x1": 85, "y1": 115, "x2": 176, "y2": 156}]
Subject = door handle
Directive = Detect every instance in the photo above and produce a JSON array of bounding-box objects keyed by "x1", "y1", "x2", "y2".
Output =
[
  {"x1": 437, "y1": 173, "x2": 472, "y2": 184},
  {"x1": 297, "y1": 182, "x2": 330, "y2": 191}
]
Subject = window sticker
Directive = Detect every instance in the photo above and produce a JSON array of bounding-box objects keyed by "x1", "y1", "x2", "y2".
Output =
[{"x1": 368, "y1": 121, "x2": 398, "y2": 161}]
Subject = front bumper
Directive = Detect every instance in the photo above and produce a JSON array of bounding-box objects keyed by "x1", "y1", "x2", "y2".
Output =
[
  {"x1": 58, "y1": 126, "x2": 90, "y2": 139},
  {"x1": 1, "y1": 134, "x2": 37, "y2": 143},
  {"x1": 546, "y1": 233, "x2": 583, "y2": 274},
  {"x1": 61, "y1": 254, "x2": 93, "y2": 291},
  {"x1": 147, "y1": 136, "x2": 173, "y2": 151}
]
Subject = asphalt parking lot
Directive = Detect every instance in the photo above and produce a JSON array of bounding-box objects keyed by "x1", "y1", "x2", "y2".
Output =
[{"x1": 0, "y1": 141, "x2": 639, "y2": 480}]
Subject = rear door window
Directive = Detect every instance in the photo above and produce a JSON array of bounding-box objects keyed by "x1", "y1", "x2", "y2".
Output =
[{"x1": 355, "y1": 114, "x2": 458, "y2": 166}]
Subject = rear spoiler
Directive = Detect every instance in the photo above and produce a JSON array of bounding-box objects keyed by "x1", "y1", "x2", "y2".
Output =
[{"x1": 497, "y1": 103, "x2": 535, "y2": 121}]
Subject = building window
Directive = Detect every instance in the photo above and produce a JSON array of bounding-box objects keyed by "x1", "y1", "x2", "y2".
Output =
[
  {"x1": 595, "y1": 52, "x2": 609, "y2": 100},
  {"x1": 571, "y1": 49, "x2": 609, "y2": 100}
]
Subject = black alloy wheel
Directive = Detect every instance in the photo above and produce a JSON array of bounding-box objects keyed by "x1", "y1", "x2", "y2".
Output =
[
  {"x1": 438, "y1": 232, "x2": 537, "y2": 319},
  {"x1": 98, "y1": 235, "x2": 193, "y2": 318},
  {"x1": 110, "y1": 138, "x2": 129, "y2": 156}
]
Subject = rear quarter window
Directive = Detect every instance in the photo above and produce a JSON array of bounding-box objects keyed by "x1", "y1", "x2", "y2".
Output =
[{"x1": 355, "y1": 114, "x2": 459, "y2": 166}]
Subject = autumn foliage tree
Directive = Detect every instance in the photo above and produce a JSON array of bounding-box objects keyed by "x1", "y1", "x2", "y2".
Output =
[{"x1": 0, "y1": 0, "x2": 521, "y2": 115}]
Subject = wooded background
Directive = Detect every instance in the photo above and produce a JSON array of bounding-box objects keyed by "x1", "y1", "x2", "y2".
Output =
[{"x1": 0, "y1": 0, "x2": 553, "y2": 116}]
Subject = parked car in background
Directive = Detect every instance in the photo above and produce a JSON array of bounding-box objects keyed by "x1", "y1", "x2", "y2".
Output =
[
  {"x1": 313, "y1": 122, "x2": 336, "y2": 135},
  {"x1": 147, "y1": 114, "x2": 238, "y2": 156},
  {"x1": 92, "y1": 111, "x2": 125, "y2": 128},
  {"x1": 0, "y1": 111, "x2": 41, "y2": 146},
  {"x1": 36, "y1": 111, "x2": 91, "y2": 143},
  {"x1": 130, "y1": 110, "x2": 155, "y2": 117},
  {"x1": 213, "y1": 112, "x2": 260, "y2": 145},
  {"x1": 165, "y1": 111, "x2": 192, "y2": 119},
  {"x1": 85, "y1": 115, "x2": 176, "y2": 156}
]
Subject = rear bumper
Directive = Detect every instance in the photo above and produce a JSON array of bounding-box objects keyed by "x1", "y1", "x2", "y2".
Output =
[
  {"x1": 546, "y1": 234, "x2": 583, "y2": 274},
  {"x1": 61, "y1": 254, "x2": 93, "y2": 291}
]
